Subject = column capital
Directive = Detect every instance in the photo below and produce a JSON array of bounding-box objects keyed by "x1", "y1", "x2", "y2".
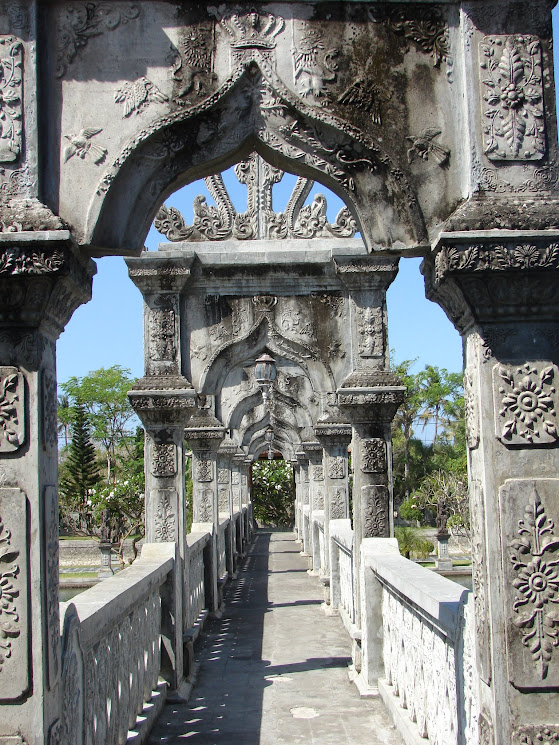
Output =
[
  {"x1": 314, "y1": 422, "x2": 352, "y2": 448},
  {"x1": 126, "y1": 253, "x2": 194, "y2": 294},
  {"x1": 334, "y1": 256, "x2": 399, "y2": 291},
  {"x1": 424, "y1": 230, "x2": 559, "y2": 333},
  {"x1": 0, "y1": 232, "x2": 94, "y2": 338},
  {"x1": 128, "y1": 384, "x2": 196, "y2": 428},
  {"x1": 337, "y1": 370, "x2": 405, "y2": 425},
  {"x1": 185, "y1": 413, "x2": 226, "y2": 451}
]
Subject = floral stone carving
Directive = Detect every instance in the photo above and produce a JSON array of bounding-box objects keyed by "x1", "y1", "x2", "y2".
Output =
[
  {"x1": 464, "y1": 366, "x2": 480, "y2": 450},
  {"x1": 196, "y1": 458, "x2": 213, "y2": 482},
  {"x1": 114, "y1": 76, "x2": 168, "y2": 117},
  {"x1": 480, "y1": 36, "x2": 545, "y2": 161},
  {"x1": 330, "y1": 487, "x2": 347, "y2": 520},
  {"x1": 151, "y1": 442, "x2": 177, "y2": 478},
  {"x1": 152, "y1": 489, "x2": 176, "y2": 542},
  {"x1": 328, "y1": 456, "x2": 345, "y2": 479},
  {"x1": 0, "y1": 367, "x2": 24, "y2": 452},
  {"x1": 0, "y1": 36, "x2": 22, "y2": 163},
  {"x1": 503, "y1": 479, "x2": 559, "y2": 688},
  {"x1": 361, "y1": 439, "x2": 386, "y2": 473},
  {"x1": 513, "y1": 725, "x2": 559, "y2": 745},
  {"x1": 0, "y1": 487, "x2": 27, "y2": 699},
  {"x1": 362, "y1": 485, "x2": 389, "y2": 538},
  {"x1": 493, "y1": 363, "x2": 558, "y2": 445}
]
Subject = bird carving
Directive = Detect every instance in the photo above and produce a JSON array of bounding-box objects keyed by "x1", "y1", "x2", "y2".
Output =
[
  {"x1": 406, "y1": 128, "x2": 450, "y2": 167},
  {"x1": 114, "y1": 77, "x2": 168, "y2": 117},
  {"x1": 63, "y1": 128, "x2": 107, "y2": 164},
  {"x1": 338, "y1": 77, "x2": 384, "y2": 126}
]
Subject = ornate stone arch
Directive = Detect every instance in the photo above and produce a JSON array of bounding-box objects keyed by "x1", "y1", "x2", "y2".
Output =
[{"x1": 86, "y1": 63, "x2": 426, "y2": 253}]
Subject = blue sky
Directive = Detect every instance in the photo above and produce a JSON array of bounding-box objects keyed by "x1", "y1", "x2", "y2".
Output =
[{"x1": 58, "y1": 9, "x2": 559, "y2": 385}]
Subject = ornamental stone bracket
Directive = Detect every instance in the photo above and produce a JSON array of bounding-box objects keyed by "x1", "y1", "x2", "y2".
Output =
[
  {"x1": 425, "y1": 231, "x2": 559, "y2": 331},
  {"x1": 128, "y1": 385, "x2": 196, "y2": 428},
  {"x1": 126, "y1": 254, "x2": 194, "y2": 295},
  {"x1": 335, "y1": 257, "x2": 399, "y2": 292},
  {"x1": 337, "y1": 370, "x2": 406, "y2": 425},
  {"x1": 0, "y1": 231, "x2": 95, "y2": 337}
]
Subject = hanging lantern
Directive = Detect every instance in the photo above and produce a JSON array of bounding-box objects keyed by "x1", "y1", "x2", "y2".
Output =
[
  {"x1": 254, "y1": 353, "x2": 277, "y2": 384},
  {"x1": 264, "y1": 428, "x2": 274, "y2": 444}
]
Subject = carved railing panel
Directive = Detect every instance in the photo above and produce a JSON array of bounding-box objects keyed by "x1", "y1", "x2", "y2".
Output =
[
  {"x1": 372, "y1": 555, "x2": 477, "y2": 745},
  {"x1": 217, "y1": 518, "x2": 228, "y2": 581},
  {"x1": 58, "y1": 553, "x2": 172, "y2": 745},
  {"x1": 186, "y1": 532, "x2": 210, "y2": 629}
]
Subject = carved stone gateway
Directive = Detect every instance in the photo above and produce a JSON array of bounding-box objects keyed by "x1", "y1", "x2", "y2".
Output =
[{"x1": 2, "y1": 0, "x2": 559, "y2": 742}]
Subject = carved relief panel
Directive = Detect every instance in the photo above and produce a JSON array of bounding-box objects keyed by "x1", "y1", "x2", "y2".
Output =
[
  {"x1": 42, "y1": 370, "x2": 58, "y2": 453},
  {"x1": 470, "y1": 480, "x2": 491, "y2": 684},
  {"x1": 198, "y1": 487, "x2": 213, "y2": 522},
  {"x1": 356, "y1": 306, "x2": 383, "y2": 358},
  {"x1": 480, "y1": 35, "x2": 545, "y2": 161},
  {"x1": 501, "y1": 479, "x2": 559, "y2": 689},
  {"x1": 151, "y1": 488, "x2": 176, "y2": 542},
  {"x1": 151, "y1": 442, "x2": 177, "y2": 478},
  {"x1": 493, "y1": 363, "x2": 559, "y2": 445},
  {"x1": 0, "y1": 367, "x2": 24, "y2": 452},
  {"x1": 312, "y1": 464, "x2": 324, "y2": 482},
  {"x1": 330, "y1": 487, "x2": 347, "y2": 520},
  {"x1": 328, "y1": 456, "x2": 345, "y2": 479},
  {"x1": 148, "y1": 295, "x2": 178, "y2": 372},
  {"x1": 195, "y1": 455, "x2": 213, "y2": 482},
  {"x1": 362, "y1": 485, "x2": 389, "y2": 538},
  {"x1": 0, "y1": 35, "x2": 22, "y2": 163},
  {"x1": 464, "y1": 366, "x2": 480, "y2": 449},
  {"x1": 361, "y1": 439, "x2": 387, "y2": 473},
  {"x1": 45, "y1": 486, "x2": 60, "y2": 690},
  {"x1": 0, "y1": 487, "x2": 28, "y2": 699}
]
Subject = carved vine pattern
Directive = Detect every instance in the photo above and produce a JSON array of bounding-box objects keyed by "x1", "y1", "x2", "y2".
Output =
[
  {"x1": 370, "y1": 4, "x2": 452, "y2": 70},
  {"x1": 510, "y1": 487, "x2": 559, "y2": 680},
  {"x1": 154, "y1": 491, "x2": 176, "y2": 541},
  {"x1": 0, "y1": 370, "x2": 22, "y2": 450},
  {"x1": 480, "y1": 36, "x2": 545, "y2": 160},
  {"x1": 435, "y1": 243, "x2": 559, "y2": 283},
  {"x1": 56, "y1": 2, "x2": 141, "y2": 78},
  {"x1": 0, "y1": 247, "x2": 64, "y2": 274},
  {"x1": 0, "y1": 510, "x2": 20, "y2": 671},
  {"x1": 151, "y1": 443, "x2": 176, "y2": 478},
  {"x1": 0, "y1": 35, "x2": 22, "y2": 164}
]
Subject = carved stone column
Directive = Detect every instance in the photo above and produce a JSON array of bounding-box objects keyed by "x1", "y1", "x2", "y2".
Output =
[
  {"x1": 315, "y1": 423, "x2": 352, "y2": 603},
  {"x1": 425, "y1": 232, "x2": 559, "y2": 745},
  {"x1": 231, "y1": 453, "x2": 245, "y2": 556},
  {"x1": 294, "y1": 454, "x2": 310, "y2": 551},
  {"x1": 307, "y1": 447, "x2": 326, "y2": 574},
  {"x1": 0, "y1": 235, "x2": 94, "y2": 744},
  {"x1": 218, "y1": 438, "x2": 237, "y2": 576},
  {"x1": 186, "y1": 416, "x2": 226, "y2": 614},
  {"x1": 301, "y1": 442, "x2": 322, "y2": 558},
  {"x1": 128, "y1": 251, "x2": 196, "y2": 696}
]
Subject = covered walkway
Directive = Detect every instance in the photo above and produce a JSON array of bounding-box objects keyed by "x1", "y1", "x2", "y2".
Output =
[{"x1": 148, "y1": 531, "x2": 402, "y2": 745}]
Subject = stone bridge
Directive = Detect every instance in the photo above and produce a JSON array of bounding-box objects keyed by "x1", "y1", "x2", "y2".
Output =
[{"x1": 1, "y1": 2, "x2": 559, "y2": 744}]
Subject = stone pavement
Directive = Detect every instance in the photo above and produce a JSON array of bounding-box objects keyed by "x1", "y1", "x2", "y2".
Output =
[{"x1": 149, "y1": 531, "x2": 402, "y2": 745}]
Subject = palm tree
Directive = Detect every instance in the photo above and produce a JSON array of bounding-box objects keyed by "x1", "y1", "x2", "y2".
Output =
[{"x1": 57, "y1": 394, "x2": 72, "y2": 449}]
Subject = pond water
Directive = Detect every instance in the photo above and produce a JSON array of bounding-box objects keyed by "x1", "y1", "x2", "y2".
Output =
[
  {"x1": 446, "y1": 572, "x2": 473, "y2": 591},
  {"x1": 59, "y1": 585, "x2": 91, "y2": 602}
]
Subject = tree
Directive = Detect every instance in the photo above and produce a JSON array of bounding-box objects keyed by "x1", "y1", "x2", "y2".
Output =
[
  {"x1": 61, "y1": 365, "x2": 137, "y2": 481},
  {"x1": 394, "y1": 526, "x2": 434, "y2": 560},
  {"x1": 417, "y1": 366, "x2": 463, "y2": 447},
  {"x1": 391, "y1": 359, "x2": 425, "y2": 499},
  {"x1": 252, "y1": 459, "x2": 295, "y2": 527},
  {"x1": 59, "y1": 399, "x2": 101, "y2": 531},
  {"x1": 412, "y1": 470, "x2": 470, "y2": 543},
  {"x1": 57, "y1": 393, "x2": 72, "y2": 449}
]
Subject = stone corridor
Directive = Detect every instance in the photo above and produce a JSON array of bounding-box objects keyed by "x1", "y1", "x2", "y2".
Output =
[{"x1": 148, "y1": 531, "x2": 402, "y2": 745}]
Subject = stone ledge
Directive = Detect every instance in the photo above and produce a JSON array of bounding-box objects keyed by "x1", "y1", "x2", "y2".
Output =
[{"x1": 378, "y1": 678, "x2": 426, "y2": 745}]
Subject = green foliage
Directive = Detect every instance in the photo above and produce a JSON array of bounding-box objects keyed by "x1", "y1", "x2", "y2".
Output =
[
  {"x1": 412, "y1": 470, "x2": 470, "y2": 539},
  {"x1": 394, "y1": 527, "x2": 434, "y2": 560},
  {"x1": 252, "y1": 459, "x2": 294, "y2": 527},
  {"x1": 60, "y1": 365, "x2": 137, "y2": 481},
  {"x1": 399, "y1": 496, "x2": 423, "y2": 523},
  {"x1": 59, "y1": 400, "x2": 101, "y2": 529}
]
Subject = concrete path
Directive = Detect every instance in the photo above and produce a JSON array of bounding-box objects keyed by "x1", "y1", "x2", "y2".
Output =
[{"x1": 149, "y1": 531, "x2": 402, "y2": 745}]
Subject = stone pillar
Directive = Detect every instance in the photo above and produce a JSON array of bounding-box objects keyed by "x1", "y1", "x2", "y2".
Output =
[
  {"x1": 186, "y1": 417, "x2": 226, "y2": 614},
  {"x1": 425, "y1": 231, "x2": 559, "y2": 744},
  {"x1": 301, "y1": 443, "x2": 321, "y2": 557},
  {"x1": 128, "y1": 252, "x2": 196, "y2": 696},
  {"x1": 315, "y1": 423, "x2": 352, "y2": 604},
  {"x1": 0, "y1": 235, "x2": 94, "y2": 744},
  {"x1": 231, "y1": 453, "x2": 245, "y2": 556},
  {"x1": 307, "y1": 448, "x2": 325, "y2": 575},
  {"x1": 295, "y1": 454, "x2": 310, "y2": 552},
  {"x1": 241, "y1": 458, "x2": 252, "y2": 541},
  {"x1": 218, "y1": 439, "x2": 237, "y2": 576}
]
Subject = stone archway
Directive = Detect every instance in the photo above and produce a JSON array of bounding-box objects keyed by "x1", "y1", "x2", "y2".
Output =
[{"x1": 2, "y1": 3, "x2": 559, "y2": 743}]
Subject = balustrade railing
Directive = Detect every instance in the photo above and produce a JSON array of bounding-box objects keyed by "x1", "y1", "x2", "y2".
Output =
[
  {"x1": 186, "y1": 531, "x2": 210, "y2": 630},
  {"x1": 366, "y1": 547, "x2": 478, "y2": 745},
  {"x1": 217, "y1": 517, "x2": 229, "y2": 581},
  {"x1": 329, "y1": 519, "x2": 355, "y2": 632},
  {"x1": 58, "y1": 546, "x2": 173, "y2": 745}
]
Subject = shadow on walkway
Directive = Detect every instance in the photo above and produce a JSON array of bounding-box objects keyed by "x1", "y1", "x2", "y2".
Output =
[{"x1": 148, "y1": 530, "x2": 401, "y2": 745}]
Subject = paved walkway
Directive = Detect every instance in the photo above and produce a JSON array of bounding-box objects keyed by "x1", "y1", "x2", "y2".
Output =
[{"x1": 149, "y1": 531, "x2": 401, "y2": 745}]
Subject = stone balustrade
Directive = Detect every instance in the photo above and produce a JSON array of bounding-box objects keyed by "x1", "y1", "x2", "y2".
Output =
[
  {"x1": 366, "y1": 545, "x2": 478, "y2": 745},
  {"x1": 57, "y1": 545, "x2": 174, "y2": 745},
  {"x1": 185, "y1": 532, "x2": 211, "y2": 630},
  {"x1": 329, "y1": 519, "x2": 356, "y2": 633},
  {"x1": 217, "y1": 517, "x2": 229, "y2": 582}
]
